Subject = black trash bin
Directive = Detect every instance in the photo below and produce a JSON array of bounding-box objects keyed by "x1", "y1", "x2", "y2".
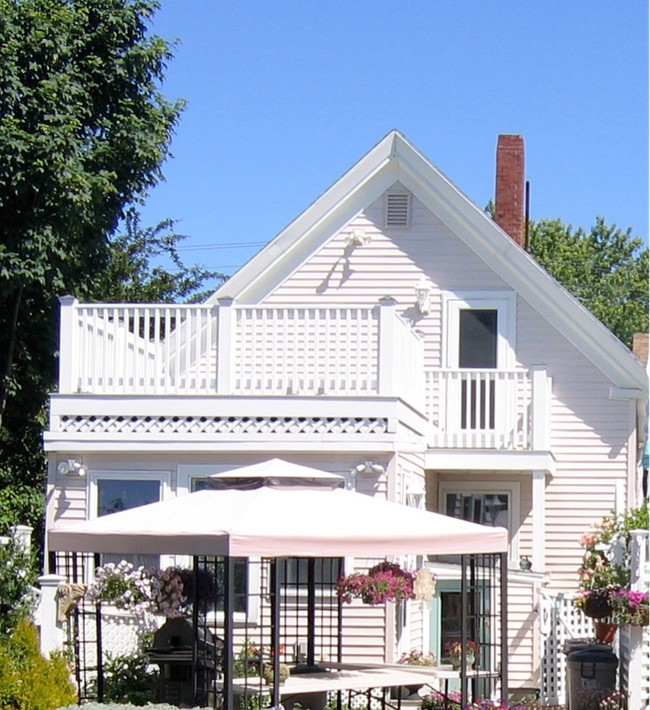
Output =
[{"x1": 565, "y1": 646, "x2": 618, "y2": 710}]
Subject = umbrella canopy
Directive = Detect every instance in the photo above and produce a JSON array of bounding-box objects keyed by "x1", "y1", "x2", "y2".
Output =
[{"x1": 48, "y1": 460, "x2": 507, "y2": 557}]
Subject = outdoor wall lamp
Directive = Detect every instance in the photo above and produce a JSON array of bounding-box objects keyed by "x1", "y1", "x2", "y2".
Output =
[
  {"x1": 345, "y1": 229, "x2": 371, "y2": 248},
  {"x1": 354, "y1": 461, "x2": 384, "y2": 476},
  {"x1": 414, "y1": 276, "x2": 431, "y2": 315},
  {"x1": 57, "y1": 457, "x2": 87, "y2": 477}
]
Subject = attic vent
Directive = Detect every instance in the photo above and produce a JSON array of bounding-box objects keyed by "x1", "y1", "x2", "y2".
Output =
[{"x1": 386, "y1": 193, "x2": 410, "y2": 227}]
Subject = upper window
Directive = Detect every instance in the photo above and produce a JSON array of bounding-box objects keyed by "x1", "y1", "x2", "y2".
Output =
[
  {"x1": 385, "y1": 193, "x2": 410, "y2": 227},
  {"x1": 458, "y1": 310, "x2": 498, "y2": 369},
  {"x1": 444, "y1": 291, "x2": 516, "y2": 370}
]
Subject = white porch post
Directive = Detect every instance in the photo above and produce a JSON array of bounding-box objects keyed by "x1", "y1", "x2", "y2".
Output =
[
  {"x1": 37, "y1": 574, "x2": 67, "y2": 657},
  {"x1": 532, "y1": 470, "x2": 546, "y2": 571},
  {"x1": 530, "y1": 366, "x2": 550, "y2": 450},
  {"x1": 58, "y1": 295, "x2": 79, "y2": 394},
  {"x1": 627, "y1": 530, "x2": 648, "y2": 710},
  {"x1": 216, "y1": 298, "x2": 235, "y2": 394},
  {"x1": 377, "y1": 298, "x2": 396, "y2": 397}
]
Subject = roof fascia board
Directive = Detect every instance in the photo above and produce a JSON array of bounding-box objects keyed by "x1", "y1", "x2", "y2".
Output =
[
  {"x1": 209, "y1": 132, "x2": 400, "y2": 304},
  {"x1": 392, "y1": 148, "x2": 647, "y2": 391}
]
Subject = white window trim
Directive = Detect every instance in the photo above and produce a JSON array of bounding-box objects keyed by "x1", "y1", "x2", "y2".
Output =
[
  {"x1": 438, "y1": 480, "x2": 520, "y2": 563},
  {"x1": 443, "y1": 290, "x2": 516, "y2": 369},
  {"x1": 88, "y1": 469, "x2": 172, "y2": 519},
  {"x1": 177, "y1": 464, "x2": 260, "y2": 624},
  {"x1": 87, "y1": 469, "x2": 173, "y2": 584}
]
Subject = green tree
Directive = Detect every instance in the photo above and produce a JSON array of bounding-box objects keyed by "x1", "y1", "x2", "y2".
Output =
[
  {"x1": 528, "y1": 217, "x2": 648, "y2": 347},
  {"x1": 0, "y1": 0, "x2": 184, "y2": 427},
  {"x1": 0, "y1": 213, "x2": 224, "y2": 539}
]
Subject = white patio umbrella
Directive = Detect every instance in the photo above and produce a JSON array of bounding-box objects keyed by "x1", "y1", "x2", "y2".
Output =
[{"x1": 48, "y1": 458, "x2": 507, "y2": 557}]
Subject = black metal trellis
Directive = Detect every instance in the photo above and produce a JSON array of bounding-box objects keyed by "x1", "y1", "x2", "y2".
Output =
[
  {"x1": 53, "y1": 549, "x2": 506, "y2": 708},
  {"x1": 460, "y1": 552, "x2": 508, "y2": 707}
]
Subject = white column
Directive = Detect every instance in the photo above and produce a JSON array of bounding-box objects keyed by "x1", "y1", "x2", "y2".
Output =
[
  {"x1": 37, "y1": 574, "x2": 67, "y2": 657},
  {"x1": 216, "y1": 298, "x2": 234, "y2": 394},
  {"x1": 58, "y1": 295, "x2": 79, "y2": 394},
  {"x1": 530, "y1": 366, "x2": 550, "y2": 450},
  {"x1": 11, "y1": 525, "x2": 32, "y2": 550},
  {"x1": 532, "y1": 470, "x2": 546, "y2": 571},
  {"x1": 627, "y1": 530, "x2": 648, "y2": 710},
  {"x1": 377, "y1": 298, "x2": 396, "y2": 397}
]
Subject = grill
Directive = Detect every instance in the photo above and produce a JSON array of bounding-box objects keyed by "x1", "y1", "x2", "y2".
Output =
[{"x1": 148, "y1": 617, "x2": 222, "y2": 706}]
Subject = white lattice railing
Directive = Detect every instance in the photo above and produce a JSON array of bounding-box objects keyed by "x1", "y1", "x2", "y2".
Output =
[
  {"x1": 57, "y1": 298, "x2": 552, "y2": 451},
  {"x1": 538, "y1": 589, "x2": 597, "y2": 706},
  {"x1": 58, "y1": 298, "x2": 425, "y2": 406}
]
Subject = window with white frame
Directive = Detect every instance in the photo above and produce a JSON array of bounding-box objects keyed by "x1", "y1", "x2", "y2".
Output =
[
  {"x1": 89, "y1": 470, "x2": 171, "y2": 570},
  {"x1": 438, "y1": 481, "x2": 519, "y2": 562}
]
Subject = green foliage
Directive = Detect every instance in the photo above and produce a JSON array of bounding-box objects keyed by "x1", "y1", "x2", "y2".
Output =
[
  {"x1": 528, "y1": 217, "x2": 648, "y2": 347},
  {"x1": 0, "y1": 0, "x2": 183, "y2": 422},
  {"x1": 0, "y1": 619, "x2": 77, "y2": 710},
  {"x1": 0, "y1": 0, "x2": 224, "y2": 551},
  {"x1": 0, "y1": 531, "x2": 37, "y2": 638},
  {"x1": 579, "y1": 501, "x2": 649, "y2": 590},
  {"x1": 95, "y1": 651, "x2": 159, "y2": 706}
]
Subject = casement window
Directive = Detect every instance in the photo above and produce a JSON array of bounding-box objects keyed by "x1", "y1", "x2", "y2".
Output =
[
  {"x1": 438, "y1": 481, "x2": 520, "y2": 562},
  {"x1": 89, "y1": 470, "x2": 171, "y2": 569}
]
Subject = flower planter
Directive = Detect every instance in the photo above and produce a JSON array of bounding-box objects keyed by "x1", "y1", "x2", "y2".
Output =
[
  {"x1": 594, "y1": 621, "x2": 618, "y2": 643},
  {"x1": 583, "y1": 593, "x2": 613, "y2": 619},
  {"x1": 449, "y1": 652, "x2": 475, "y2": 671}
]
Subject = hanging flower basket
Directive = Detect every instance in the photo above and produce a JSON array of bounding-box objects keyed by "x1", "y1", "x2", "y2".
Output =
[
  {"x1": 336, "y1": 562, "x2": 415, "y2": 605},
  {"x1": 580, "y1": 589, "x2": 614, "y2": 620}
]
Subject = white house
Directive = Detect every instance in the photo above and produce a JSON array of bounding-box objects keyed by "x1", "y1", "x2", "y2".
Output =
[{"x1": 44, "y1": 131, "x2": 648, "y2": 700}]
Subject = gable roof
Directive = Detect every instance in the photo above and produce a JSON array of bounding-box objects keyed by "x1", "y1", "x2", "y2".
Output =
[{"x1": 210, "y1": 130, "x2": 647, "y2": 392}]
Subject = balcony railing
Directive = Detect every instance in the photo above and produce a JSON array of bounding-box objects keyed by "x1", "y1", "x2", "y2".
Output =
[
  {"x1": 58, "y1": 297, "x2": 425, "y2": 408},
  {"x1": 57, "y1": 298, "x2": 550, "y2": 450}
]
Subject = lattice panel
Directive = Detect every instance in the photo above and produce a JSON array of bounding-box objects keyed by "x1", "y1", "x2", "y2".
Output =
[{"x1": 58, "y1": 414, "x2": 388, "y2": 436}]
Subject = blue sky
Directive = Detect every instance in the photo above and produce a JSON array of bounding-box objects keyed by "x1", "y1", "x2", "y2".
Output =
[{"x1": 140, "y1": 1, "x2": 648, "y2": 280}]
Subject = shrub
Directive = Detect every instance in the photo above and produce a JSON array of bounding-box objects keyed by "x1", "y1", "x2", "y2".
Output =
[
  {"x1": 95, "y1": 651, "x2": 159, "y2": 706},
  {"x1": 0, "y1": 619, "x2": 77, "y2": 710},
  {"x1": 0, "y1": 532, "x2": 37, "y2": 638}
]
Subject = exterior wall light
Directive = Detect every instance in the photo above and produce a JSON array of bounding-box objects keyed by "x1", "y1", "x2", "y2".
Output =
[{"x1": 57, "y1": 458, "x2": 87, "y2": 477}]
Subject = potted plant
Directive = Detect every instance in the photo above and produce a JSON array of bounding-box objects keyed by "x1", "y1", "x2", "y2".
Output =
[
  {"x1": 574, "y1": 504, "x2": 648, "y2": 620},
  {"x1": 444, "y1": 639, "x2": 478, "y2": 670},
  {"x1": 336, "y1": 561, "x2": 415, "y2": 605},
  {"x1": 397, "y1": 648, "x2": 437, "y2": 696}
]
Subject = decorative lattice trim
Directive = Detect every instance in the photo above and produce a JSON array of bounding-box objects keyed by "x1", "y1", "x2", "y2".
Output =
[{"x1": 58, "y1": 414, "x2": 388, "y2": 436}]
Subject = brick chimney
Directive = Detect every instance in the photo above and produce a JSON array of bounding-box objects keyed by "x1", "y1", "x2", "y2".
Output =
[{"x1": 495, "y1": 134, "x2": 526, "y2": 247}]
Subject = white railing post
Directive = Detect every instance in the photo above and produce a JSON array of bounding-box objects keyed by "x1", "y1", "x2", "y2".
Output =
[
  {"x1": 37, "y1": 574, "x2": 67, "y2": 657},
  {"x1": 216, "y1": 298, "x2": 234, "y2": 394},
  {"x1": 377, "y1": 298, "x2": 396, "y2": 397},
  {"x1": 627, "y1": 530, "x2": 649, "y2": 710},
  {"x1": 11, "y1": 524, "x2": 32, "y2": 550},
  {"x1": 530, "y1": 366, "x2": 550, "y2": 450},
  {"x1": 58, "y1": 295, "x2": 78, "y2": 394}
]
